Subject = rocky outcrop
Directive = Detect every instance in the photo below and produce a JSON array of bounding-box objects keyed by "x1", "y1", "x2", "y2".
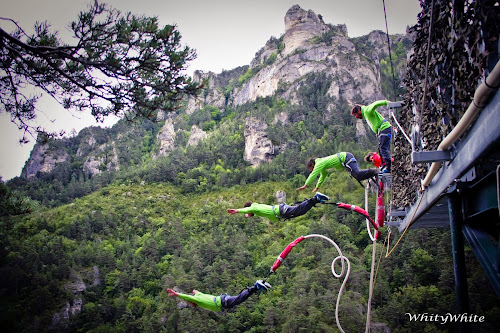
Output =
[
  {"x1": 370, "y1": 322, "x2": 392, "y2": 333},
  {"x1": 354, "y1": 119, "x2": 368, "y2": 138},
  {"x1": 186, "y1": 71, "x2": 227, "y2": 115},
  {"x1": 23, "y1": 142, "x2": 70, "y2": 178},
  {"x1": 187, "y1": 125, "x2": 208, "y2": 146},
  {"x1": 275, "y1": 190, "x2": 286, "y2": 204},
  {"x1": 155, "y1": 118, "x2": 176, "y2": 158},
  {"x1": 186, "y1": 67, "x2": 250, "y2": 116},
  {"x1": 76, "y1": 135, "x2": 97, "y2": 157},
  {"x1": 191, "y1": 5, "x2": 403, "y2": 116},
  {"x1": 50, "y1": 298, "x2": 83, "y2": 330},
  {"x1": 244, "y1": 117, "x2": 274, "y2": 167},
  {"x1": 92, "y1": 266, "x2": 101, "y2": 286},
  {"x1": 273, "y1": 111, "x2": 289, "y2": 125},
  {"x1": 282, "y1": 5, "x2": 330, "y2": 56},
  {"x1": 51, "y1": 267, "x2": 100, "y2": 330},
  {"x1": 82, "y1": 142, "x2": 119, "y2": 176}
]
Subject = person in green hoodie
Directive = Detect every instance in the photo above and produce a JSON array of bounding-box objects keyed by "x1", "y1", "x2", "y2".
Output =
[
  {"x1": 166, "y1": 280, "x2": 271, "y2": 312},
  {"x1": 296, "y1": 152, "x2": 378, "y2": 192},
  {"x1": 351, "y1": 100, "x2": 392, "y2": 174},
  {"x1": 227, "y1": 192, "x2": 330, "y2": 221}
]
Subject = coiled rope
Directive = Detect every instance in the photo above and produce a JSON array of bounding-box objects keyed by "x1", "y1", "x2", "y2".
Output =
[
  {"x1": 304, "y1": 234, "x2": 351, "y2": 333},
  {"x1": 266, "y1": 234, "x2": 351, "y2": 333}
]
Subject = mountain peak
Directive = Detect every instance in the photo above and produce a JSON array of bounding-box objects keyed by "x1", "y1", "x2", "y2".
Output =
[{"x1": 283, "y1": 5, "x2": 330, "y2": 55}]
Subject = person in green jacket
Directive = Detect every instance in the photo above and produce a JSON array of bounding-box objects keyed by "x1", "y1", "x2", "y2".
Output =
[
  {"x1": 227, "y1": 192, "x2": 330, "y2": 221},
  {"x1": 351, "y1": 100, "x2": 392, "y2": 173},
  {"x1": 296, "y1": 152, "x2": 378, "y2": 192},
  {"x1": 166, "y1": 280, "x2": 271, "y2": 312}
]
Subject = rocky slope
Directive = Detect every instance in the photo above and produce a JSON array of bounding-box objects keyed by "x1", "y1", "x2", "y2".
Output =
[
  {"x1": 184, "y1": 5, "x2": 411, "y2": 167},
  {"x1": 21, "y1": 4, "x2": 412, "y2": 177}
]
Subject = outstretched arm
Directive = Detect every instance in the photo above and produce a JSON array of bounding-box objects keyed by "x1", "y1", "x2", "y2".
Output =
[
  {"x1": 227, "y1": 209, "x2": 239, "y2": 215},
  {"x1": 296, "y1": 185, "x2": 307, "y2": 191},
  {"x1": 303, "y1": 165, "x2": 324, "y2": 190},
  {"x1": 166, "y1": 288, "x2": 178, "y2": 297},
  {"x1": 365, "y1": 100, "x2": 389, "y2": 115}
]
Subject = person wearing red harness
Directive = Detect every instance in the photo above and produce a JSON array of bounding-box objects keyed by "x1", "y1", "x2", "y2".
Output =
[
  {"x1": 166, "y1": 280, "x2": 271, "y2": 312},
  {"x1": 227, "y1": 192, "x2": 330, "y2": 221},
  {"x1": 351, "y1": 100, "x2": 392, "y2": 174},
  {"x1": 364, "y1": 152, "x2": 382, "y2": 168}
]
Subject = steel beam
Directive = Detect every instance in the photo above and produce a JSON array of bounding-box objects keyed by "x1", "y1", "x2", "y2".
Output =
[
  {"x1": 448, "y1": 193, "x2": 471, "y2": 332},
  {"x1": 398, "y1": 90, "x2": 500, "y2": 231},
  {"x1": 462, "y1": 225, "x2": 500, "y2": 297},
  {"x1": 411, "y1": 150, "x2": 453, "y2": 164},
  {"x1": 388, "y1": 101, "x2": 404, "y2": 109}
]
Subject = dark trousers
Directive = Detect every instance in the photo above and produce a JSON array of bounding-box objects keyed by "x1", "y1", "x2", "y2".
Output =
[
  {"x1": 221, "y1": 286, "x2": 257, "y2": 309},
  {"x1": 344, "y1": 152, "x2": 378, "y2": 181},
  {"x1": 279, "y1": 198, "x2": 318, "y2": 219},
  {"x1": 378, "y1": 127, "x2": 392, "y2": 171}
]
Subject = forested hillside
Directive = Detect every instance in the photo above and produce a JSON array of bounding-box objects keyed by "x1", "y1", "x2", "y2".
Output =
[{"x1": 1, "y1": 178, "x2": 499, "y2": 332}]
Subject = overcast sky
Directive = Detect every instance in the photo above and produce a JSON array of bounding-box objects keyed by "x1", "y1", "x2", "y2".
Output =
[{"x1": 0, "y1": 0, "x2": 421, "y2": 180}]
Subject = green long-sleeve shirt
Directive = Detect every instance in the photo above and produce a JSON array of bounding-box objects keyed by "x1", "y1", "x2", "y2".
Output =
[
  {"x1": 304, "y1": 153, "x2": 346, "y2": 189},
  {"x1": 361, "y1": 100, "x2": 391, "y2": 133},
  {"x1": 176, "y1": 291, "x2": 223, "y2": 312},
  {"x1": 237, "y1": 202, "x2": 280, "y2": 221}
]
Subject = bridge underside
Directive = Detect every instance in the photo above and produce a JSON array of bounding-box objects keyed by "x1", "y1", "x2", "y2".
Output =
[{"x1": 388, "y1": 90, "x2": 500, "y2": 297}]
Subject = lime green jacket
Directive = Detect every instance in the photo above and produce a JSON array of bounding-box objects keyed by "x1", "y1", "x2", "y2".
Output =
[
  {"x1": 176, "y1": 291, "x2": 222, "y2": 312},
  {"x1": 305, "y1": 153, "x2": 346, "y2": 189},
  {"x1": 237, "y1": 202, "x2": 280, "y2": 221},
  {"x1": 361, "y1": 100, "x2": 391, "y2": 133}
]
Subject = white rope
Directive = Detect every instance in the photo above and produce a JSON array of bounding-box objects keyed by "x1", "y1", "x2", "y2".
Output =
[
  {"x1": 364, "y1": 180, "x2": 379, "y2": 332},
  {"x1": 304, "y1": 234, "x2": 351, "y2": 333},
  {"x1": 365, "y1": 182, "x2": 377, "y2": 241},
  {"x1": 365, "y1": 239, "x2": 378, "y2": 333},
  {"x1": 391, "y1": 111, "x2": 412, "y2": 145}
]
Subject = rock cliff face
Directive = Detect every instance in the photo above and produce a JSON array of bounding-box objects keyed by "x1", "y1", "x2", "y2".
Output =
[
  {"x1": 50, "y1": 266, "x2": 101, "y2": 330},
  {"x1": 223, "y1": 6, "x2": 384, "y2": 109},
  {"x1": 182, "y1": 5, "x2": 409, "y2": 165},
  {"x1": 282, "y1": 5, "x2": 330, "y2": 56},
  {"x1": 186, "y1": 71, "x2": 227, "y2": 115},
  {"x1": 23, "y1": 142, "x2": 70, "y2": 178},
  {"x1": 275, "y1": 190, "x2": 287, "y2": 204},
  {"x1": 82, "y1": 142, "x2": 119, "y2": 176},
  {"x1": 49, "y1": 298, "x2": 83, "y2": 330},
  {"x1": 155, "y1": 118, "x2": 176, "y2": 158},
  {"x1": 243, "y1": 117, "x2": 274, "y2": 167},
  {"x1": 187, "y1": 125, "x2": 208, "y2": 146}
]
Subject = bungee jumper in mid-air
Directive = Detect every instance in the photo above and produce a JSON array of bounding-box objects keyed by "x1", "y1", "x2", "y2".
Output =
[
  {"x1": 351, "y1": 100, "x2": 392, "y2": 174},
  {"x1": 296, "y1": 152, "x2": 379, "y2": 192},
  {"x1": 166, "y1": 280, "x2": 271, "y2": 312},
  {"x1": 227, "y1": 192, "x2": 330, "y2": 221}
]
